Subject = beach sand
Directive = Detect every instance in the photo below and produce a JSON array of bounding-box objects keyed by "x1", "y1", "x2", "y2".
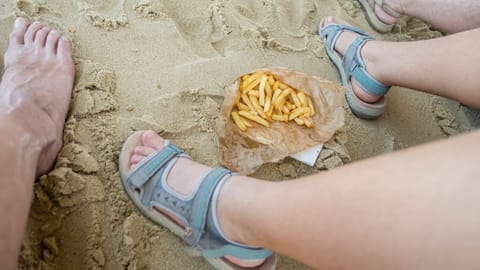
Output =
[{"x1": 0, "y1": 0, "x2": 475, "y2": 269}]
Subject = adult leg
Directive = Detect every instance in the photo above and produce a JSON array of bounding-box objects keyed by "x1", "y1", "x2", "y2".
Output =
[
  {"x1": 372, "y1": 0, "x2": 480, "y2": 34},
  {"x1": 0, "y1": 18, "x2": 74, "y2": 269},
  {"x1": 132, "y1": 130, "x2": 480, "y2": 270},
  {"x1": 396, "y1": 0, "x2": 480, "y2": 34},
  {"x1": 322, "y1": 17, "x2": 480, "y2": 109}
]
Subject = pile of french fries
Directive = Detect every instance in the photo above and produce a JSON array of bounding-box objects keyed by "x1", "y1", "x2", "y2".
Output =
[{"x1": 231, "y1": 71, "x2": 315, "y2": 131}]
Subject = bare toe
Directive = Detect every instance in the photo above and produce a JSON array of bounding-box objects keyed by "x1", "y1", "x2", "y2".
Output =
[
  {"x1": 131, "y1": 154, "x2": 146, "y2": 167},
  {"x1": 34, "y1": 27, "x2": 50, "y2": 47},
  {"x1": 24, "y1": 21, "x2": 44, "y2": 44},
  {"x1": 45, "y1": 30, "x2": 60, "y2": 53},
  {"x1": 130, "y1": 146, "x2": 156, "y2": 168},
  {"x1": 142, "y1": 130, "x2": 165, "y2": 150},
  {"x1": 322, "y1": 16, "x2": 351, "y2": 28},
  {"x1": 9, "y1": 17, "x2": 29, "y2": 46},
  {"x1": 57, "y1": 37, "x2": 73, "y2": 66},
  {"x1": 134, "y1": 146, "x2": 155, "y2": 157}
]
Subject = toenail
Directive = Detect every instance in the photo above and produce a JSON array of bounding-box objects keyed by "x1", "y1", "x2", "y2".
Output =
[{"x1": 15, "y1": 17, "x2": 25, "y2": 28}]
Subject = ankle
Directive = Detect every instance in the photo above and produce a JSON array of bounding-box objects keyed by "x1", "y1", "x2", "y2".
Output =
[
  {"x1": 349, "y1": 40, "x2": 392, "y2": 103},
  {"x1": 0, "y1": 101, "x2": 57, "y2": 152},
  {"x1": 360, "y1": 41, "x2": 390, "y2": 87},
  {"x1": 0, "y1": 113, "x2": 43, "y2": 158},
  {"x1": 215, "y1": 176, "x2": 259, "y2": 246}
]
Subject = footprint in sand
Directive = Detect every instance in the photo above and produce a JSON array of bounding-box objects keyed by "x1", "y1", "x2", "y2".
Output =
[
  {"x1": 158, "y1": 0, "x2": 228, "y2": 57},
  {"x1": 12, "y1": 0, "x2": 70, "y2": 33},
  {"x1": 118, "y1": 89, "x2": 223, "y2": 166},
  {"x1": 231, "y1": 0, "x2": 275, "y2": 27},
  {"x1": 76, "y1": 0, "x2": 128, "y2": 30},
  {"x1": 275, "y1": 0, "x2": 318, "y2": 37},
  {"x1": 229, "y1": 0, "x2": 317, "y2": 52},
  {"x1": 13, "y1": 0, "x2": 60, "y2": 19},
  {"x1": 120, "y1": 89, "x2": 220, "y2": 134}
]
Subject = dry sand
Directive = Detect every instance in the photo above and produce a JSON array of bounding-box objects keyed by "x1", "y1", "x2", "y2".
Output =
[{"x1": 0, "y1": 0, "x2": 476, "y2": 269}]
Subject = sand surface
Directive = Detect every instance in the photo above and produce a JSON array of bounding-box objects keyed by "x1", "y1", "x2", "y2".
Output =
[{"x1": 0, "y1": 0, "x2": 475, "y2": 269}]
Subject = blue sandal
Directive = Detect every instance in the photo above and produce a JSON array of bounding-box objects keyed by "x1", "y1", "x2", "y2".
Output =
[
  {"x1": 119, "y1": 131, "x2": 277, "y2": 270},
  {"x1": 357, "y1": 0, "x2": 402, "y2": 33},
  {"x1": 318, "y1": 20, "x2": 390, "y2": 119}
]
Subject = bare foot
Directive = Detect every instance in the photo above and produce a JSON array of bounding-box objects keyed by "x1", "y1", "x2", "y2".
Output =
[
  {"x1": 321, "y1": 16, "x2": 387, "y2": 103},
  {"x1": 0, "y1": 18, "x2": 74, "y2": 175},
  {"x1": 129, "y1": 130, "x2": 265, "y2": 268}
]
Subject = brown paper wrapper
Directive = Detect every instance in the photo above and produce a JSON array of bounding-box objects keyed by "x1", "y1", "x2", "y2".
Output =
[{"x1": 216, "y1": 67, "x2": 346, "y2": 175}]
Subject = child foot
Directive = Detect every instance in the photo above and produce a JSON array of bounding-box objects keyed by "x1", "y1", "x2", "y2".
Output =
[
  {"x1": 129, "y1": 130, "x2": 266, "y2": 268},
  {"x1": 321, "y1": 16, "x2": 387, "y2": 104}
]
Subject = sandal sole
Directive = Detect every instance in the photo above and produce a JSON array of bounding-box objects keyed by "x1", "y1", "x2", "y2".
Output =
[{"x1": 357, "y1": 0, "x2": 394, "y2": 33}]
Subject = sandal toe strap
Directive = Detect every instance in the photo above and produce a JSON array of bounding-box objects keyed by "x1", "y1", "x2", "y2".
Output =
[
  {"x1": 127, "y1": 140, "x2": 186, "y2": 188},
  {"x1": 320, "y1": 23, "x2": 370, "y2": 53}
]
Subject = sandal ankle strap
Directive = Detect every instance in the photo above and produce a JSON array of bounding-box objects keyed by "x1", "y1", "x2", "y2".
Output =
[
  {"x1": 321, "y1": 23, "x2": 390, "y2": 97},
  {"x1": 343, "y1": 36, "x2": 390, "y2": 97}
]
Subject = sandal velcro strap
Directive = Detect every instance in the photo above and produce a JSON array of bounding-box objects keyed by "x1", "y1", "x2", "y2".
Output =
[
  {"x1": 127, "y1": 140, "x2": 184, "y2": 188},
  {"x1": 185, "y1": 167, "x2": 233, "y2": 246},
  {"x1": 343, "y1": 36, "x2": 390, "y2": 97},
  {"x1": 351, "y1": 66, "x2": 390, "y2": 96}
]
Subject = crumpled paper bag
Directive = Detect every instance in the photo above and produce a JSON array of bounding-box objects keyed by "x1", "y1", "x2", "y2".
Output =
[{"x1": 216, "y1": 67, "x2": 345, "y2": 175}]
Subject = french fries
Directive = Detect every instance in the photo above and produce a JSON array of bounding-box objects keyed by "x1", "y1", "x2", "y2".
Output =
[
  {"x1": 231, "y1": 71, "x2": 316, "y2": 131},
  {"x1": 231, "y1": 112, "x2": 247, "y2": 131}
]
